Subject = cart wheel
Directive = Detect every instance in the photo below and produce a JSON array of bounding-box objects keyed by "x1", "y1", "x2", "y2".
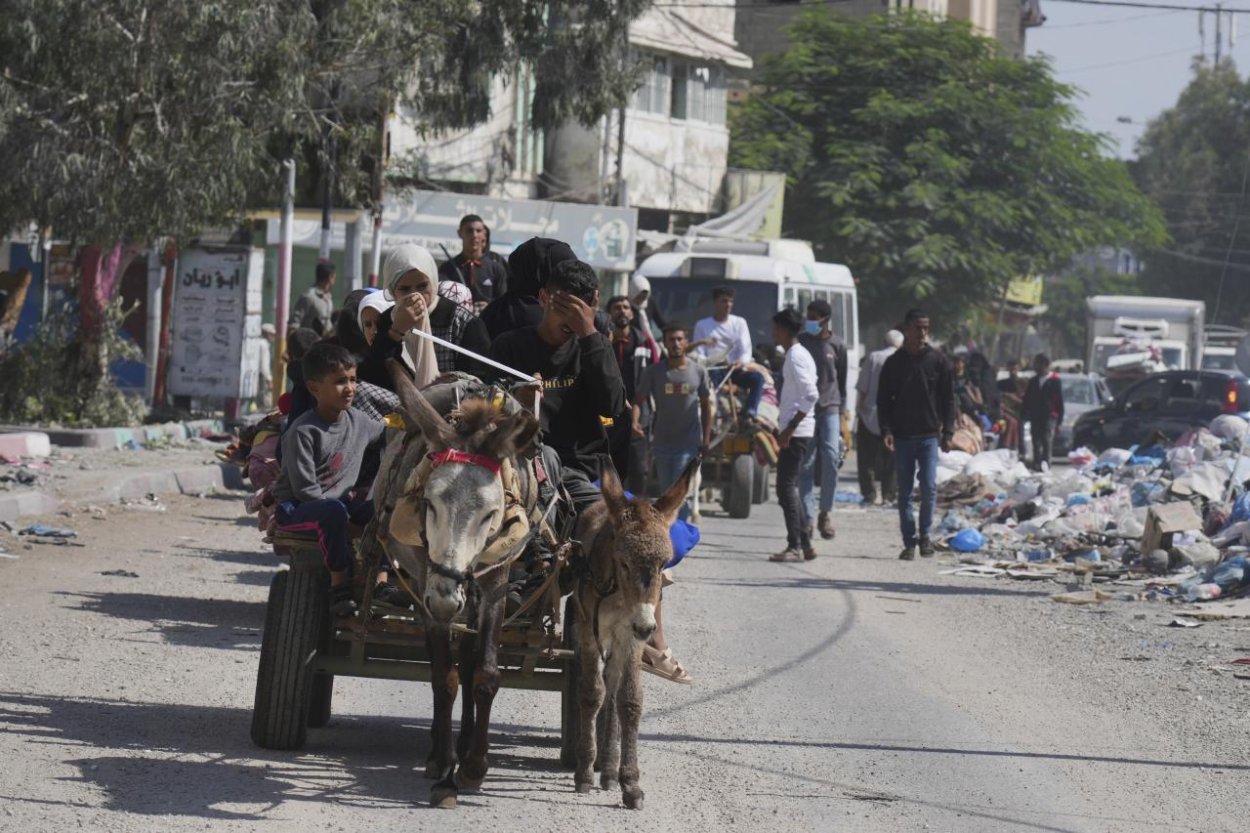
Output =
[
  {"x1": 559, "y1": 596, "x2": 580, "y2": 770},
  {"x1": 724, "y1": 455, "x2": 754, "y2": 519},
  {"x1": 752, "y1": 461, "x2": 770, "y2": 505},
  {"x1": 307, "y1": 673, "x2": 334, "y2": 728},
  {"x1": 250, "y1": 567, "x2": 328, "y2": 750}
]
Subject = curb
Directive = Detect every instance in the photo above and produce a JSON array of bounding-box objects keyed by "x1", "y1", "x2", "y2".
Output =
[
  {"x1": 0, "y1": 462, "x2": 245, "y2": 524},
  {"x1": 0, "y1": 419, "x2": 225, "y2": 450}
]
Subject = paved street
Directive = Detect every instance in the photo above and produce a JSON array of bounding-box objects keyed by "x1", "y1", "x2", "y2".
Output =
[{"x1": 1, "y1": 467, "x2": 1247, "y2": 832}]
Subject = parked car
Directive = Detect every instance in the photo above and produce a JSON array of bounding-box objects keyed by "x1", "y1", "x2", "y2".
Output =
[
  {"x1": 1055, "y1": 373, "x2": 1113, "y2": 455},
  {"x1": 1071, "y1": 370, "x2": 1250, "y2": 452}
]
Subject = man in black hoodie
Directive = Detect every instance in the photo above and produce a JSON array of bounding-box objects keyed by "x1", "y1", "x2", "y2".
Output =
[
  {"x1": 480, "y1": 236, "x2": 577, "y2": 339},
  {"x1": 1022, "y1": 353, "x2": 1064, "y2": 472},
  {"x1": 876, "y1": 308, "x2": 957, "y2": 561},
  {"x1": 490, "y1": 258, "x2": 626, "y2": 511}
]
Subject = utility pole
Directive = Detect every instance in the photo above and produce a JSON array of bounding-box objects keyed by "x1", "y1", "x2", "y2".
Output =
[
  {"x1": 275, "y1": 159, "x2": 295, "y2": 400},
  {"x1": 1216, "y1": 4, "x2": 1223, "y2": 63}
]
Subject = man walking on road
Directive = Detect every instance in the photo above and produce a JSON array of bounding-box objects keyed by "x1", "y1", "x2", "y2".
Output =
[
  {"x1": 633, "y1": 323, "x2": 712, "y2": 520},
  {"x1": 797, "y1": 299, "x2": 847, "y2": 540},
  {"x1": 288, "y1": 260, "x2": 336, "y2": 335},
  {"x1": 769, "y1": 309, "x2": 819, "y2": 563},
  {"x1": 856, "y1": 329, "x2": 902, "y2": 505},
  {"x1": 877, "y1": 310, "x2": 956, "y2": 561},
  {"x1": 1022, "y1": 353, "x2": 1064, "y2": 472}
]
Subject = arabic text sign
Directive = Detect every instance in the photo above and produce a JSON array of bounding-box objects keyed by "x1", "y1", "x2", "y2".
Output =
[
  {"x1": 168, "y1": 247, "x2": 264, "y2": 399},
  {"x1": 385, "y1": 190, "x2": 638, "y2": 271}
]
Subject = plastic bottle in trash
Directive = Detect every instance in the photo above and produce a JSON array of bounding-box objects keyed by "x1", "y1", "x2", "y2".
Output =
[{"x1": 1186, "y1": 583, "x2": 1222, "y2": 602}]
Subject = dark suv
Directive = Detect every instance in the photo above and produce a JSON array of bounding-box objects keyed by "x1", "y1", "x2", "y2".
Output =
[{"x1": 1071, "y1": 370, "x2": 1250, "y2": 452}]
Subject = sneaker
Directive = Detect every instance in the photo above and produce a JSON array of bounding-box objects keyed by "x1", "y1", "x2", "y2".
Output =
[
  {"x1": 769, "y1": 548, "x2": 802, "y2": 562},
  {"x1": 919, "y1": 537, "x2": 935, "y2": 558},
  {"x1": 897, "y1": 546, "x2": 916, "y2": 561},
  {"x1": 802, "y1": 545, "x2": 818, "y2": 561},
  {"x1": 818, "y1": 512, "x2": 836, "y2": 540},
  {"x1": 329, "y1": 583, "x2": 358, "y2": 617}
]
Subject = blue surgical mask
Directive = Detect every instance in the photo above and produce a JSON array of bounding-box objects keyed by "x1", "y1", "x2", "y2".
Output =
[{"x1": 803, "y1": 320, "x2": 823, "y2": 336}]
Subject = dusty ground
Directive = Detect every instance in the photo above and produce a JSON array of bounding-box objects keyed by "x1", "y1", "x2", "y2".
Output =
[{"x1": 0, "y1": 460, "x2": 1246, "y2": 832}]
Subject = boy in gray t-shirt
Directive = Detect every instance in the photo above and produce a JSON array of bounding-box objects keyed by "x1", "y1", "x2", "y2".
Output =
[
  {"x1": 633, "y1": 324, "x2": 713, "y2": 519},
  {"x1": 274, "y1": 343, "x2": 387, "y2": 615}
]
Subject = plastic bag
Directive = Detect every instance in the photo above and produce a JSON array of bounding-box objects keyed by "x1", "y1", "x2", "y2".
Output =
[
  {"x1": 666, "y1": 520, "x2": 700, "y2": 568},
  {"x1": 1068, "y1": 446, "x2": 1095, "y2": 468},
  {"x1": 1209, "y1": 414, "x2": 1248, "y2": 442},
  {"x1": 950, "y1": 528, "x2": 985, "y2": 553}
]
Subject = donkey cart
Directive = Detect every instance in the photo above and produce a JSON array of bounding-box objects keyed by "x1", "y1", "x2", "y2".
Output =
[{"x1": 249, "y1": 528, "x2": 582, "y2": 768}]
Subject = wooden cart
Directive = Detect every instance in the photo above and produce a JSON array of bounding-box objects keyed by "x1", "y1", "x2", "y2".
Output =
[{"x1": 249, "y1": 530, "x2": 580, "y2": 768}]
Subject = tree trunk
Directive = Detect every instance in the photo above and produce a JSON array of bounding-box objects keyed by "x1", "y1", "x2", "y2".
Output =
[{"x1": 77, "y1": 242, "x2": 140, "y2": 404}]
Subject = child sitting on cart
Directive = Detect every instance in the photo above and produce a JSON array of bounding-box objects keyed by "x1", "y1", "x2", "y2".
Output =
[{"x1": 272, "y1": 343, "x2": 388, "y2": 617}]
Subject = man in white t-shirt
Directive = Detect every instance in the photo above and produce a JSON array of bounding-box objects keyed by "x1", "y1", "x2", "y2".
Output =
[
  {"x1": 691, "y1": 286, "x2": 764, "y2": 423},
  {"x1": 768, "y1": 308, "x2": 819, "y2": 563}
]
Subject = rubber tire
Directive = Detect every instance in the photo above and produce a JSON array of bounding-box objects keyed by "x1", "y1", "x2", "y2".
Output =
[
  {"x1": 250, "y1": 568, "x2": 327, "y2": 750},
  {"x1": 752, "y1": 461, "x2": 770, "y2": 505},
  {"x1": 559, "y1": 596, "x2": 580, "y2": 770},
  {"x1": 725, "y1": 454, "x2": 754, "y2": 519},
  {"x1": 307, "y1": 673, "x2": 334, "y2": 729}
]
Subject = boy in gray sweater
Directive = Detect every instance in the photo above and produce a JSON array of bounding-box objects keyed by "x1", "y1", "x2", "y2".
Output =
[{"x1": 274, "y1": 342, "x2": 387, "y2": 615}]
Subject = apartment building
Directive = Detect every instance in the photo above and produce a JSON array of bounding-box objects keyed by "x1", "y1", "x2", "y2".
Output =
[{"x1": 388, "y1": 0, "x2": 752, "y2": 240}]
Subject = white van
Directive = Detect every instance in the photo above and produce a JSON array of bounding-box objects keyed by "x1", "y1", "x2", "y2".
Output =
[{"x1": 635, "y1": 239, "x2": 860, "y2": 414}]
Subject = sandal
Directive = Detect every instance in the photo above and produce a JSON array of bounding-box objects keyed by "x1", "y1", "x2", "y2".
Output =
[
  {"x1": 641, "y1": 645, "x2": 693, "y2": 685},
  {"x1": 769, "y1": 548, "x2": 801, "y2": 562}
]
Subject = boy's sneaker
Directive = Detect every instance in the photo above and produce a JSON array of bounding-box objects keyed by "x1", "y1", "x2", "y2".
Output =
[
  {"x1": 919, "y1": 537, "x2": 935, "y2": 558},
  {"x1": 329, "y1": 583, "x2": 358, "y2": 617},
  {"x1": 898, "y1": 546, "x2": 916, "y2": 561}
]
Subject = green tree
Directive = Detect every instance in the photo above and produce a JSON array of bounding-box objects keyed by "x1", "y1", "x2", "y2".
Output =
[
  {"x1": 730, "y1": 10, "x2": 1165, "y2": 330},
  {"x1": 0, "y1": 0, "x2": 647, "y2": 423},
  {"x1": 1134, "y1": 61, "x2": 1250, "y2": 327}
]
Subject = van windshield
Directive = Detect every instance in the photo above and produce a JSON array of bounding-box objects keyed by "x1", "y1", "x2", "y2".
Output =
[{"x1": 648, "y1": 279, "x2": 778, "y2": 359}]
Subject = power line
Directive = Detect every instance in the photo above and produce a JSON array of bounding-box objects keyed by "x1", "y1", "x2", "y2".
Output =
[
  {"x1": 1044, "y1": 0, "x2": 1250, "y2": 12},
  {"x1": 1056, "y1": 43, "x2": 1202, "y2": 73},
  {"x1": 1040, "y1": 8, "x2": 1187, "y2": 28}
]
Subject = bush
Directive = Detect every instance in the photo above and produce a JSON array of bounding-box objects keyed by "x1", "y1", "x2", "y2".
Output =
[{"x1": 0, "y1": 299, "x2": 145, "y2": 428}]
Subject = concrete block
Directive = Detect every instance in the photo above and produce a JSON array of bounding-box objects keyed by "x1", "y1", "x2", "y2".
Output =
[
  {"x1": 117, "y1": 471, "x2": 180, "y2": 500},
  {"x1": 0, "y1": 432, "x2": 52, "y2": 459},
  {"x1": 0, "y1": 491, "x2": 60, "y2": 523}
]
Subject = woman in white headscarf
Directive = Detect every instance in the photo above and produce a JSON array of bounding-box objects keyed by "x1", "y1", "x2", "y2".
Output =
[
  {"x1": 629, "y1": 273, "x2": 666, "y2": 343},
  {"x1": 358, "y1": 243, "x2": 492, "y2": 390},
  {"x1": 356, "y1": 291, "x2": 394, "y2": 346}
]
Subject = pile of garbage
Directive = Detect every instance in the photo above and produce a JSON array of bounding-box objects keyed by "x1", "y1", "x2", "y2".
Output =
[{"x1": 930, "y1": 414, "x2": 1250, "y2": 605}]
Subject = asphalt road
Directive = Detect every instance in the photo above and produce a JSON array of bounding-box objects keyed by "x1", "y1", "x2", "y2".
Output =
[{"x1": 0, "y1": 471, "x2": 1246, "y2": 832}]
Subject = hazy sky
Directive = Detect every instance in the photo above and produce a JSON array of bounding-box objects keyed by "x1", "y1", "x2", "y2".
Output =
[{"x1": 1027, "y1": 0, "x2": 1250, "y2": 158}]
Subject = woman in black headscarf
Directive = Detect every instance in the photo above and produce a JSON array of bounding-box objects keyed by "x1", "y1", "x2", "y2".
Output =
[{"x1": 479, "y1": 237, "x2": 578, "y2": 339}]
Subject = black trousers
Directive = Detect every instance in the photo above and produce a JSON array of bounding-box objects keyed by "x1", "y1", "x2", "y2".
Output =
[
  {"x1": 1029, "y1": 418, "x2": 1055, "y2": 470},
  {"x1": 777, "y1": 436, "x2": 812, "y2": 550},
  {"x1": 856, "y1": 422, "x2": 896, "y2": 502}
]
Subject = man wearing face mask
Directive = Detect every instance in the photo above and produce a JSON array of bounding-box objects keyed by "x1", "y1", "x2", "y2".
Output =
[{"x1": 797, "y1": 299, "x2": 848, "y2": 542}]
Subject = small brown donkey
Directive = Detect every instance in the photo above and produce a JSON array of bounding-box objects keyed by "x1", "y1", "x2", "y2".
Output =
[{"x1": 572, "y1": 454, "x2": 700, "y2": 809}]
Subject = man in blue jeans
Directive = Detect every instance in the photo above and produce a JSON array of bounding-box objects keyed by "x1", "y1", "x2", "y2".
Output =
[
  {"x1": 634, "y1": 322, "x2": 712, "y2": 520},
  {"x1": 876, "y1": 309, "x2": 956, "y2": 560},
  {"x1": 798, "y1": 299, "x2": 848, "y2": 540}
]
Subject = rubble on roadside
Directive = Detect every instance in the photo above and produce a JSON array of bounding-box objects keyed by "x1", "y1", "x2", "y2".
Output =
[{"x1": 929, "y1": 414, "x2": 1250, "y2": 612}]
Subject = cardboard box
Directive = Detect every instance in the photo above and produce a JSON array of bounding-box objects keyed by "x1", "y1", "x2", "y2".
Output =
[{"x1": 1142, "y1": 502, "x2": 1205, "y2": 555}]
